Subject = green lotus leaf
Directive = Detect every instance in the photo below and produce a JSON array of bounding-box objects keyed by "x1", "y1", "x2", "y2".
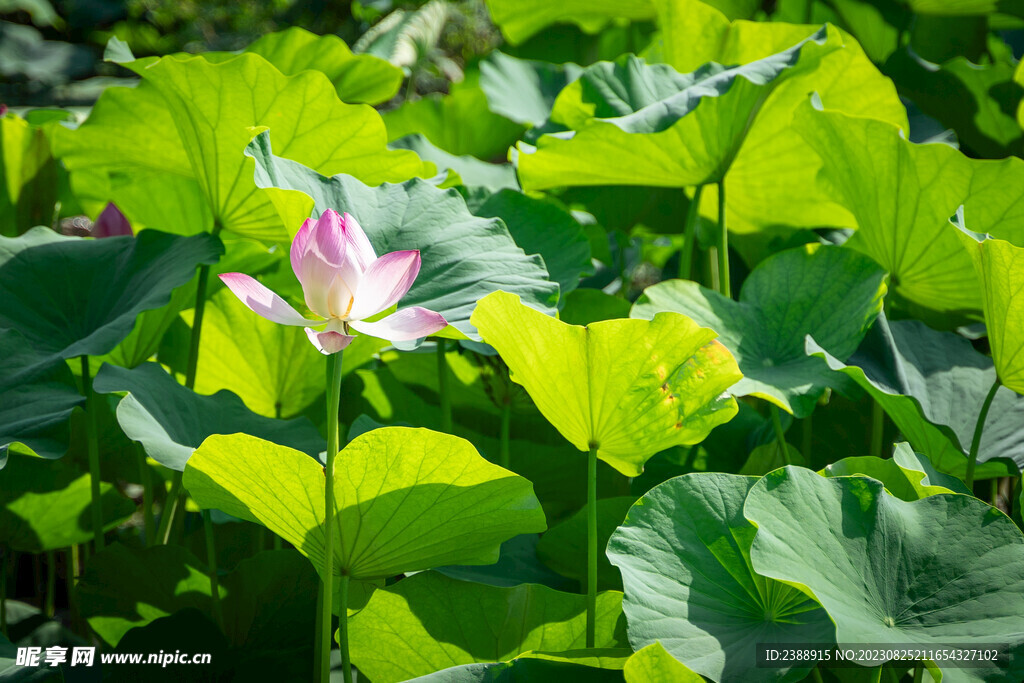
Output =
[
  {"x1": 907, "y1": 0, "x2": 1024, "y2": 16},
  {"x1": 0, "y1": 227, "x2": 222, "y2": 362},
  {"x1": 348, "y1": 571, "x2": 627, "y2": 682},
  {"x1": 746, "y1": 466, "x2": 1024, "y2": 682},
  {"x1": 0, "y1": 329, "x2": 83, "y2": 464},
  {"x1": 632, "y1": 244, "x2": 886, "y2": 417},
  {"x1": 92, "y1": 362, "x2": 324, "y2": 472},
  {"x1": 470, "y1": 189, "x2": 592, "y2": 303},
  {"x1": 244, "y1": 27, "x2": 403, "y2": 105},
  {"x1": 559, "y1": 289, "x2": 632, "y2": 327},
  {"x1": 806, "y1": 316, "x2": 1024, "y2": 479},
  {"x1": 624, "y1": 642, "x2": 704, "y2": 683},
  {"x1": 436, "y1": 533, "x2": 576, "y2": 592},
  {"x1": 0, "y1": 453, "x2": 134, "y2": 552},
  {"x1": 407, "y1": 651, "x2": 629, "y2": 682},
  {"x1": 536, "y1": 496, "x2": 636, "y2": 590},
  {"x1": 796, "y1": 101, "x2": 1024, "y2": 317},
  {"x1": 739, "y1": 441, "x2": 805, "y2": 475},
  {"x1": 51, "y1": 52, "x2": 430, "y2": 242},
  {"x1": 823, "y1": 443, "x2": 972, "y2": 501},
  {"x1": 389, "y1": 134, "x2": 519, "y2": 192},
  {"x1": 184, "y1": 428, "x2": 546, "y2": 581},
  {"x1": 479, "y1": 51, "x2": 583, "y2": 128},
  {"x1": 607, "y1": 472, "x2": 832, "y2": 682},
  {"x1": 517, "y1": 26, "x2": 836, "y2": 190},
  {"x1": 0, "y1": 113, "x2": 58, "y2": 237},
  {"x1": 0, "y1": 632, "x2": 63, "y2": 682},
  {"x1": 483, "y1": 0, "x2": 656, "y2": 44},
  {"x1": 955, "y1": 222, "x2": 1024, "y2": 395},
  {"x1": 381, "y1": 82, "x2": 524, "y2": 160},
  {"x1": 472, "y1": 290, "x2": 741, "y2": 476},
  {"x1": 246, "y1": 132, "x2": 559, "y2": 341}
]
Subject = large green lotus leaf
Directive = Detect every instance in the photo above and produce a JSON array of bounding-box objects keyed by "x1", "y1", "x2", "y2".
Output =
[
  {"x1": 348, "y1": 571, "x2": 627, "y2": 682},
  {"x1": 52, "y1": 53, "x2": 430, "y2": 242},
  {"x1": 746, "y1": 466, "x2": 1024, "y2": 682},
  {"x1": 0, "y1": 227, "x2": 222, "y2": 362},
  {"x1": 471, "y1": 290, "x2": 741, "y2": 476},
  {"x1": 632, "y1": 244, "x2": 886, "y2": 417},
  {"x1": 436, "y1": 533, "x2": 576, "y2": 592},
  {"x1": 479, "y1": 51, "x2": 583, "y2": 128},
  {"x1": 624, "y1": 642, "x2": 703, "y2": 683},
  {"x1": 246, "y1": 133, "x2": 559, "y2": 341},
  {"x1": 184, "y1": 428, "x2": 546, "y2": 580},
  {"x1": 470, "y1": 189, "x2": 592, "y2": 303},
  {"x1": 607, "y1": 472, "x2": 832, "y2": 683},
  {"x1": 381, "y1": 82, "x2": 525, "y2": 161},
  {"x1": 517, "y1": 27, "x2": 836, "y2": 191},
  {"x1": 647, "y1": 0, "x2": 907, "y2": 235},
  {"x1": 389, "y1": 134, "x2": 519, "y2": 192},
  {"x1": 955, "y1": 224, "x2": 1024, "y2": 395},
  {"x1": 484, "y1": 0, "x2": 656, "y2": 44},
  {"x1": 0, "y1": 329, "x2": 83, "y2": 464},
  {"x1": 796, "y1": 102, "x2": 1024, "y2": 316},
  {"x1": 243, "y1": 27, "x2": 402, "y2": 105},
  {"x1": 0, "y1": 453, "x2": 134, "y2": 552},
  {"x1": 93, "y1": 362, "x2": 324, "y2": 472},
  {"x1": 823, "y1": 443, "x2": 972, "y2": 502},
  {"x1": 806, "y1": 316, "x2": 1024, "y2": 479},
  {"x1": 0, "y1": 113, "x2": 58, "y2": 237},
  {"x1": 0, "y1": 634, "x2": 63, "y2": 682},
  {"x1": 536, "y1": 496, "x2": 636, "y2": 590}
]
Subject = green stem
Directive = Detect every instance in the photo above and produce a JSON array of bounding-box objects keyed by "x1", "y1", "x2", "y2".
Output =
[
  {"x1": 1, "y1": 550, "x2": 8, "y2": 638},
  {"x1": 913, "y1": 662, "x2": 924, "y2": 683},
  {"x1": 679, "y1": 184, "x2": 704, "y2": 281},
  {"x1": 138, "y1": 445, "x2": 155, "y2": 547},
  {"x1": 438, "y1": 341, "x2": 452, "y2": 433},
  {"x1": 320, "y1": 351, "x2": 344, "y2": 683},
  {"x1": 157, "y1": 474, "x2": 183, "y2": 546},
  {"x1": 871, "y1": 400, "x2": 884, "y2": 458},
  {"x1": 811, "y1": 667, "x2": 824, "y2": 683},
  {"x1": 802, "y1": 414, "x2": 813, "y2": 463},
  {"x1": 44, "y1": 551, "x2": 55, "y2": 618},
  {"x1": 717, "y1": 180, "x2": 730, "y2": 298},
  {"x1": 338, "y1": 574, "x2": 353, "y2": 683},
  {"x1": 183, "y1": 224, "x2": 221, "y2": 391},
  {"x1": 770, "y1": 405, "x2": 789, "y2": 465},
  {"x1": 965, "y1": 379, "x2": 1000, "y2": 489},
  {"x1": 202, "y1": 510, "x2": 223, "y2": 630},
  {"x1": 499, "y1": 401, "x2": 511, "y2": 470},
  {"x1": 68, "y1": 545, "x2": 82, "y2": 635},
  {"x1": 80, "y1": 356, "x2": 104, "y2": 551},
  {"x1": 586, "y1": 445, "x2": 598, "y2": 649}
]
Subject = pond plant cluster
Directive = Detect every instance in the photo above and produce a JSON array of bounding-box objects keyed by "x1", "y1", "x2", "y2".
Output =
[{"x1": 3, "y1": 0, "x2": 1024, "y2": 681}]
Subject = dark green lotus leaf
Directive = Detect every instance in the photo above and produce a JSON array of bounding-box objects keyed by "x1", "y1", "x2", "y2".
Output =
[
  {"x1": 389, "y1": 134, "x2": 519, "y2": 192},
  {"x1": 0, "y1": 227, "x2": 222, "y2": 362},
  {"x1": 746, "y1": 466, "x2": 1024, "y2": 682},
  {"x1": 559, "y1": 289, "x2": 632, "y2": 327},
  {"x1": 537, "y1": 496, "x2": 636, "y2": 590},
  {"x1": 470, "y1": 189, "x2": 592, "y2": 303},
  {"x1": 92, "y1": 363, "x2": 324, "y2": 472},
  {"x1": 0, "y1": 633, "x2": 64, "y2": 682},
  {"x1": 607, "y1": 472, "x2": 832, "y2": 683},
  {"x1": 0, "y1": 329, "x2": 83, "y2": 465},
  {"x1": 823, "y1": 442, "x2": 972, "y2": 501},
  {"x1": 407, "y1": 650, "x2": 629, "y2": 682},
  {"x1": 806, "y1": 315, "x2": 1024, "y2": 479},
  {"x1": 244, "y1": 27, "x2": 403, "y2": 105},
  {"x1": 517, "y1": 27, "x2": 837, "y2": 190},
  {"x1": 479, "y1": 51, "x2": 583, "y2": 129},
  {"x1": 632, "y1": 244, "x2": 886, "y2": 417},
  {"x1": 0, "y1": 453, "x2": 134, "y2": 552},
  {"x1": 348, "y1": 571, "x2": 628, "y2": 682},
  {"x1": 245, "y1": 132, "x2": 558, "y2": 341},
  {"x1": 437, "y1": 534, "x2": 576, "y2": 591}
]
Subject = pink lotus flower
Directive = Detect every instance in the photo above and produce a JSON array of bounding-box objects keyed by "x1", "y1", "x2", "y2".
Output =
[{"x1": 219, "y1": 209, "x2": 447, "y2": 354}]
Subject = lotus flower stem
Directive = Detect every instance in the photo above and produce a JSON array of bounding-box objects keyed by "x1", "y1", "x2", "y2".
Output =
[
  {"x1": 137, "y1": 445, "x2": 155, "y2": 546},
  {"x1": 338, "y1": 574, "x2": 353, "y2": 683},
  {"x1": 202, "y1": 510, "x2": 223, "y2": 629},
  {"x1": 913, "y1": 662, "x2": 923, "y2": 683},
  {"x1": 679, "y1": 184, "x2": 704, "y2": 281},
  {"x1": 438, "y1": 341, "x2": 452, "y2": 432},
  {"x1": 1, "y1": 551, "x2": 7, "y2": 637},
  {"x1": 870, "y1": 401, "x2": 884, "y2": 458},
  {"x1": 586, "y1": 445, "x2": 598, "y2": 648},
  {"x1": 965, "y1": 379, "x2": 1000, "y2": 488},
  {"x1": 770, "y1": 406, "x2": 789, "y2": 464},
  {"x1": 811, "y1": 667, "x2": 824, "y2": 683},
  {"x1": 80, "y1": 356, "x2": 105, "y2": 551},
  {"x1": 499, "y1": 401, "x2": 512, "y2": 470},
  {"x1": 157, "y1": 475, "x2": 183, "y2": 545},
  {"x1": 717, "y1": 180, "x2": 731, "y2": 299},
  {"x1": 320, "y1": 350, "x2": 345, "y2": 683},
  {"x1": 44, "y1": 551, "x2": 55, "y2": 618}
]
